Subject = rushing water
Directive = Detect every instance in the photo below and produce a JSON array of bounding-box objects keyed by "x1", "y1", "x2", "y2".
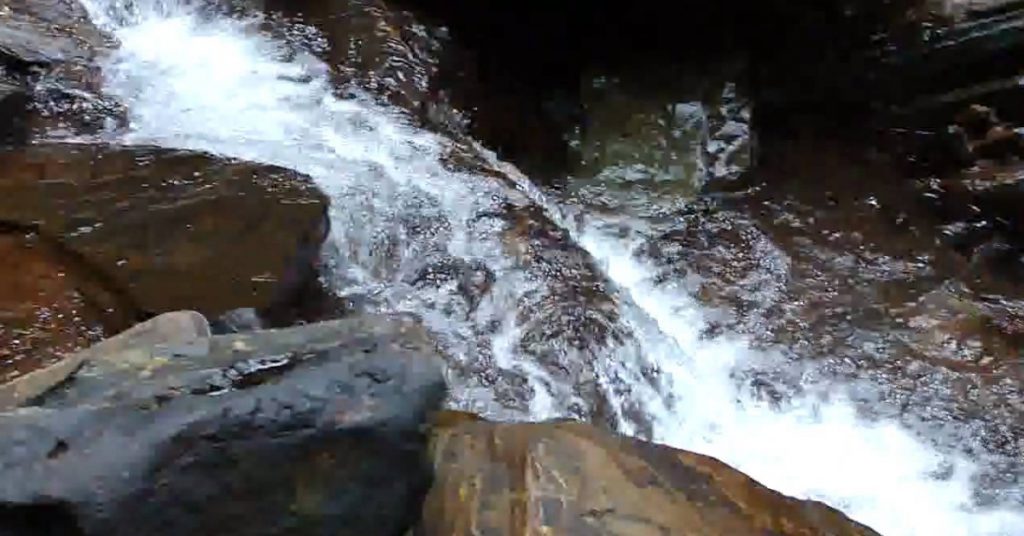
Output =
[{"x1": 74, "y1": 1, "x2": 1024, "y2": 533}]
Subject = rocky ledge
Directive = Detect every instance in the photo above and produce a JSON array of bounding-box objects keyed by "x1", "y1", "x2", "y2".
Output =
[
  {"x1": 423, "y1": 418, "x2": 880, "y2": 536},
  {"x1": 0, "y1": 312, "x2": 446, "y2": 536},
  {"x1": 0, "y1": 312, "x2": 878, "y2": 536},
  {"x1": 0, "y1": 0, "x2": 125, "y2": 140},
  {"x1": 0, "y1": 143, "x2": 330, "y2": 382}
]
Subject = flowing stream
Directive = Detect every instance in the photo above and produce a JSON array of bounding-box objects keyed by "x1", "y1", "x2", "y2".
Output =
[{"x1": 73, "y1": 1, "x2": 1024, "y2": 534}]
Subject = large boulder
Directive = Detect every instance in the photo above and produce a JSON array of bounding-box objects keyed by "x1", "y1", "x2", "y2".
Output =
[
  {"x1": 0, "y1": 311, "x2": 208, "y2": 410},
  {"x1": 421, "y1": 421, "x2": 880, "y2": 535},
  {"x1": 0, "y1": 313, "x2": 446, "y2": 536},
  {"x1": 0, "y1": 143, "x2": 329, "y2": 323}
]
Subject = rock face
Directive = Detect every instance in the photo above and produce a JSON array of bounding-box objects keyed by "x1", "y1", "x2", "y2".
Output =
[
  {"x1": 0, "y1": 0, "x2": 124, "y2": 137},
  {"x1": 0, "y1": 71, "x2": 28, "y2": 143},
  {"x1": 0, "y1": 228, "x2": 136, "y2": 385},
  {"x1": 0, "y1": 143, "x2": 329, "y2": 322},
  {"x1": 421, "y1": 421, "x2": 880, "y2": 536},
  {"x1": 0, "y1": 313, "x2": 445, "y2": 536},
  {"x1": 263, "y1": 0, "x2": 443, "y2": 112},
  {"x1": 0, "y1": 311, "x2": 208, "y2": 411},
  {"x1": 0, "y1": 0, "x2": 107, "y2": 66}
]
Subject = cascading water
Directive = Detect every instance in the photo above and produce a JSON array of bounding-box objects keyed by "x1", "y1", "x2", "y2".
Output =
[{"x1": 71, "y1": 0, "x2": 1024, "y2": 533}]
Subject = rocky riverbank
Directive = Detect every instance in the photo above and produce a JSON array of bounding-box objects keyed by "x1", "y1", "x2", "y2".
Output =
[
  {"x1": 0, "y1": 311, "x2": 878, "y2": 535},
  {"x1": 4, "y1": 0, "x2": 1024, "y2": 533}
]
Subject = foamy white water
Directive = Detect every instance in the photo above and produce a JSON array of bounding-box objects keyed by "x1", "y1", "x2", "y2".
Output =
[{"x1": 77, "y1": 1, "x2": 1024, "y2": 534}]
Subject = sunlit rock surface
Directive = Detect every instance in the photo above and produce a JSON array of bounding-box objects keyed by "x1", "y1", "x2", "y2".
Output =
[{"x1": 423, "y1": 420, "x2": 881, "y2": 536}]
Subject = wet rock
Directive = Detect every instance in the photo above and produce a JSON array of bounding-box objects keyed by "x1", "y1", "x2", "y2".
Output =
[
  {"x1": 0, "y1": 229, "x2": 133, "y2": 385},
  {"x1": 643, "y1": 205, "x2": 788, "y2": 332},
  {"x1": 971, "y1": 124, "x2": 1024, "y2": 160},
  {"x1": 263, "y1": 0, "x2": 443, "y2": 112},
  {"x1": 0, "y1": 314, "x2": 445, "y2": 536},
  {"x1": 936, "y1": 103, "x2": 1024, "y2": 163},
  {"x1": 499, "y1": 204, "x2": 635, "y2": 427},
  {"x1": 701, "y1": 82, "x2": 753, "y2": 183},
  {"x1": 931, "y1": 0, "x2": 1024, "y2": 19},
  {"x1": 0, "y1": 0, "x2": 107, "y2": 67},
  {"x1": 209, "y1": 307, "x2": 265, "y2": 335},
  {"x1": 0, "y1": 0, "x2": 125, "y2": 135},
  {"x1": 920, "y1": 156, "x2": 1024, "y2": 279},
  {"x1": 0, "y1": 70, "x2": 28, "y2": 144},
  {"x1": 885, "y1": 3, "x2": 1024, "y2": 111},
  {"x1": 557, "y1": 72, "x2": 754, "y2": 193},
  {"x1": 955, "y1": 103, "x2": 1000, "y2": 138},
  {"x1": 406, "y1": 255, "x2": 494, "y2": 316},
  {"x1": 0, "y1": 310, "x2": 208, "y2": 411},
  {"x1": 420, "y1": 421, "x2": 880, "y2": 535},
  {"x1": 0, "y1": 143, "x2": 330, "y2": 323},
  {"x1": 901, "y1": 282, "x2": 1024, "y2": 374}
]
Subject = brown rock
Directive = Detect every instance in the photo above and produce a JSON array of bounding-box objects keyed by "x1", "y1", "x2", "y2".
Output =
[
  {"x1": 955, "y1": 103, "x2": 999, "y2": 139},
  {"x1": 0, "y1": 231, "x2": 113, "y2": 385},
  {"x1": 972, "y1": 125, "x2": 1024, "y2": 160},
  {"x1": 421, "y1": 421, "x2": 880, "y2": 536},
  {"x1": 0, "y1": 143, "x2": 329, "y2": 323},
  {"x1": 263, "y1": 0, "x2": 442, "y2": 112}
]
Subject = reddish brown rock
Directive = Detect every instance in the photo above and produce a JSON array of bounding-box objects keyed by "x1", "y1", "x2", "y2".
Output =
[
  {"x1": 421, "y1": 421, "x2": 880, "y2": 536},
  {"x1": 0, "y1": 229, "x2": 134, "y2": 384},
  {"x1": 0, "y1": 143, "x2": 329, "y2": 324}
]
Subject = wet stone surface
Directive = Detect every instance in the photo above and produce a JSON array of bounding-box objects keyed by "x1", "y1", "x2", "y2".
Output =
[
  {"x1": 422, "y1": 420, "x2": 880, "y2": 535},
  {"x1": 0, "y1": 230, "x2": 116, "y2": 383},
  {"x1": 0, "y1": 0, "x2": 126, "y2": 138},
  {"x1": 0, "y1": 314, "x2": 445, "y2": 536},
  {"x1": 0, "y1": 143, "x2": 330, "y2": 323}
]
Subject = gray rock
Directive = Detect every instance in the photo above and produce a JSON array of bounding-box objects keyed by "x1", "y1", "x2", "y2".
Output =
[
  {"x1": 0, "y1": 70, "x2": 27, "y2": 144},
  {"x1": 0, "y1": 311, "x2": 211, "y2": 411},
  {"x1": 210, "y1": 307, "x2": 265, "y2": 335},
  {"x1": 0, "y1": 0, "x2": 122, "y2": 137},
  {"x1": 0, "y1": 314, "x2": 446, "y2": 536}
]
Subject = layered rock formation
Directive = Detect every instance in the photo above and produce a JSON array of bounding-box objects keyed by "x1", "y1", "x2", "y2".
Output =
[{"x1": 422, "y1": 419, "x2": 880, "y2": 536}]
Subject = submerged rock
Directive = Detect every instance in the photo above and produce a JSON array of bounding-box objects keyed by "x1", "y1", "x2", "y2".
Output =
[
  {"x1": 421, "y1": 420, "x2": 880, "y2": 535},
  {"x1": 0, "y1": 143, "x2": 330, "y2": 323},
  {"x1": 0, "y1": 314, "x2": 445, "y2": 536}
]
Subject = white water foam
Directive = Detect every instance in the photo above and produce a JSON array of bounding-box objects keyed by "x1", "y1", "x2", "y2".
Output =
[
  {"x1": 77, "y1": 1, "x2": 1024, "y2": 534},
  {"x1": 490, "y1": 157, "x2": 1024, "y2": 535}
]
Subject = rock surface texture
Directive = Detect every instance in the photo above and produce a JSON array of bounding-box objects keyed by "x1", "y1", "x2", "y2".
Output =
[
  {"x1": 0, "y1": 229, "x2": 130, "y2": 385},
  {"x1": 0, "y1": 313, "x2": 445, "y2": 536},
  {"x1": 0, "y1": 0, "x2": 123, "y2": 137},
  {"x1": 421, "y1": 421, "x2": 881, "y2": 536},
  {"x1": 0, "y1": 143, "x2": 330, "y2": 322}
]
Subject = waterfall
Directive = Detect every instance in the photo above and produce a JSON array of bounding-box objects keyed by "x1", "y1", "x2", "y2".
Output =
[{"x1": 73, "y1": 1, "x2": 1024, "y2": 533}]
